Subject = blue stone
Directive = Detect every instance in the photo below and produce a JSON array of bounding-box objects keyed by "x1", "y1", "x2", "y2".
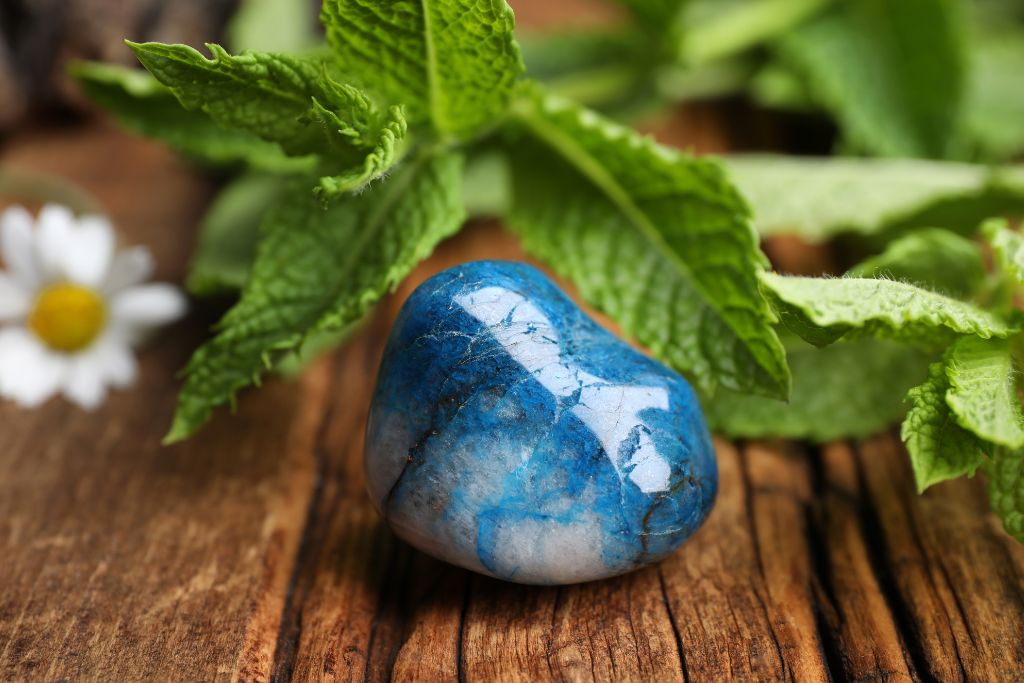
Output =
[{"x1": 364, "y1": 260, "x2": 717, "y2": 585}]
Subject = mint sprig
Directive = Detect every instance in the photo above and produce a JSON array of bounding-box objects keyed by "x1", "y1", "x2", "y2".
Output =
[{"x1": 78, "y1": 0, "x2": 786, "y2": 442}]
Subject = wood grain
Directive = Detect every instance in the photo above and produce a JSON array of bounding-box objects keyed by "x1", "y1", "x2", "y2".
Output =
[{"x1": 2, "y1": 62, "x2": 1024, "y2": 683}]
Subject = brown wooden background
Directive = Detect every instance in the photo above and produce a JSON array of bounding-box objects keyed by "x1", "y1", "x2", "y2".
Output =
[{"x1": 2, "y1": 1, "x2": 1024, "y2": 681}]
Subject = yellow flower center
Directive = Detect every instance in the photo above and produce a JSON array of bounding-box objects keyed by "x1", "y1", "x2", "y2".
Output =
[{"x1": 28, "y1": 283, "x2": 107, "y2": 353}]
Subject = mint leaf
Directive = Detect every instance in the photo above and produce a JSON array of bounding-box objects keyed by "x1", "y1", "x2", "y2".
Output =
[
  {"x1": 519, "y1": 29, "x2": 656, "y2": 112},
  {"x1": 227, "y1": 0, "x2": 317, "y2": 53},
  {"x1": 615, "y1": 0, "x2": 686, "y2": 28},
  {"x1": 187, "y1": 173, "x2": 289, "y2": 296},
  {"x1": 705, "y1": 335, "x2": 930, "y2": 442},
  {"x1": 985, "y1": 448, "x2": 1024, "y2": 542},
  {"x1": 724, "y1": 155, "x2": 1024, "y2": 242},
  {"x1": 945, "y1": 336, "x2": 1024, "y2": 449},
  {"x1": 71, "y1": 61, "x2": 308, "y2": 171},
  {"x1": 751, "y1": 17, "x2": 1024, "y2": 162},
  {"x1": 902, "y1": 361, "x2": 988, "y2": 491},
  {"x1": 760, "y1": 273, "x2": 1015, "y2": 348},
  {"x1": 507, "y1": 87, "x2": 789, "y2": 399},
  {"x1": 320, "y1": 0, "x2": 523, "y2": 140},
  {"x1": 127, "y1": 42, "x2": 332, "y2": 156},
  {"x1": 749, "y1": 60, "x2": 817, "y2": 112},
  {"x1": 777, "y1": 0, "x2": 968, "y2": 157},
  {"x1": 846, "y1": 228, "x2": 986, "y2": 299},
  {"x1": 166, "y1": 153, "x2": 465, "y2": 441},
  {"x1": 683, "y1": 0, "x2": 833, "y2": 65},
  {"x1": 462, "y1": 148, "x2": 510, "y2": 218},
  {"x1": 127, "y1": 42, "x2": 408, "y2": 191},
  {"x1": 966, "y1": 22, "x2": 1024, "y2": 161},
  {"x1": 984, "y1": 219, "x2": 1024, "y2": 285}
]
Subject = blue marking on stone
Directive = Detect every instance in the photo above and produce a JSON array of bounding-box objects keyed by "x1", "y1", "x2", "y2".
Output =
[{"x1": 364, "y1": 260, "x2": 717, "y2": 585}]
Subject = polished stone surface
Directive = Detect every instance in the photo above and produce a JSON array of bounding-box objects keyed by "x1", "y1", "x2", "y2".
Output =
[{"x1": 365, "y1": 261, "x2": 717, "y2": 585}]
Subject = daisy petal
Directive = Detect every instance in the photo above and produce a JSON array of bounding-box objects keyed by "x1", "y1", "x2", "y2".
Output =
[
  {"x1": 0, "y1": 328, "x2": 65, "y2": 408},
  {"x1": 110, "y1": 283, "x2": 187, "y2": 329},
  {"x1": 1, "y1": 206, "x2": 40, "y2": 288},
  {"x1": 102, "y1": 247, "x2": 154, "y2": 294},
  {"x1": 61, "y1": 213, "x2": 115, "y2": 287},
  {"x1": 93, "y1": 334, "x2": 138, "y2": 388},
  {"x1": 35, "y1": 204, "x2": 75, "y2": 282},
  {"x1": 64, "y1": 356, "x2": 107, "y2": 410},
  {"x1": 0, "y1": 272, "x2": 30, "y2": 319}
]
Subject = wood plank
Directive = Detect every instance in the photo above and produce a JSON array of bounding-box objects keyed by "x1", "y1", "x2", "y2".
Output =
[
  {"x1": 0, "y1": 124, "x2": 322, "y2": 681},
  {"x1": 3, "y1": 99, "x2": 1024, "y2": 683},
  {"x1": 812, "y1": 442, "x2": 916, "y2": 681},
  {"x1": 856, "y1": 434, "x2": 1024, "y2": 681}
]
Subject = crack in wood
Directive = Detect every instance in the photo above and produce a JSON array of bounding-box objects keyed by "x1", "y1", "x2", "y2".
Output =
[
  {"x1": 657, "y1": 567, "x2": 690, "y2": 683},
  {"x1": 852, "y1": 440, "x2": 966, "y2": 683},
  {"x1": 270, "y1": 354, "x2": 344, "y2": 683}
]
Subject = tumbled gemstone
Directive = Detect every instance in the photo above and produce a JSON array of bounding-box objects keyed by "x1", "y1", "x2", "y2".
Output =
[{"x1": 365, "y1": 260, "x2": 717, "y2": 585}]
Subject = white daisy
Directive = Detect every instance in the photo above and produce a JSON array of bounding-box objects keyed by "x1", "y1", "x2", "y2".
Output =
[{"x1": 0, "y1": 203, "x2": 186, "y2": 410}]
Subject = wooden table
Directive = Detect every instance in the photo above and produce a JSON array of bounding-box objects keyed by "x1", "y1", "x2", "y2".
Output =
[{"x1": 2, "y1": 47, "x2": 1024, "y2": 683}]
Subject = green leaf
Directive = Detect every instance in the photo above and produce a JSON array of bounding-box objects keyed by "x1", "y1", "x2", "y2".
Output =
[
  {"x1": 902, "y1": 361, "x2": 988, "y2": 491},
  {"x1": 965, "y1": 21, "x2": 1024, "y2": 161},
  {"x1": 614, "y1": 0, "x2": 687, "y2": 28},
  {"x1": 166, "y1": 153, "x2": 465, "y2": 442},
  {"x1": 760, "y1": 273, "x2": 1015, "y2": 348},
  {"x1": 320, "y1": 0, "x2": 524, "y2": 140},
  {"x1": 944, "y1": 336, "x2": 1024, "y2": 449},
  {"x1": 777, "y1": 0, "x2": 969, "y2": 158},
  {"x1": 724, "y1": 155, "x2": 1024, "y2": 243},
  {"x1": 127, "y1": 42, "x2": 408, "y2": 190},
  {"x1": 683, "y1": 0, "x2": 834, "y2": 65},
  {"x1": 127, "y1": 42, "x2": 332, "y2": 156},
  {"x1": 984, "y1": 219, "x2": 1024, "y2": 285},
  {"x1": 705, "y1": 335, "x2": 930, "y2": 442},
  {"x1": 227, "y1": 0, "x2": 317, "y2": 53},
  {"x1": 71, "y1": 61, "x2": 308, "y2": 171},
  {"x1": 846, "y1": 228, "x2": 986, "y2": 299},
  {"x1": 310, "y1": 77, "x2": 408, "y2": 195},
  {"x1": 748, "y1": 60, "x2": 817, "y2": 112},
  {"x1": 187, "y1": 173, "x2": 289, "y2": 296},
  {"x1": 518, "y1": 29, "x2": 656, "y2": 112},
  {"x1": 985, "y1": 448, "x2": 1024, "y2": 542},
  {"x1": 507, "y1": 87, "x2": 789, "y2": 399},
  {"x1": 462, "y1": 147, "x2": 510, "y2": 218}
]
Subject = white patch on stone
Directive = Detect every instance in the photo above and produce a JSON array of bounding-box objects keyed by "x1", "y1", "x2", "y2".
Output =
[
  {"x1": 364, "y1": 410, "x2": 416, "y2": 513},
  {"x1": 455, "y1": 286, "x2": 673, "y2": 493},
  {"x1": 485, "y1": 512, "x2": 610, "y2": 584}
]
